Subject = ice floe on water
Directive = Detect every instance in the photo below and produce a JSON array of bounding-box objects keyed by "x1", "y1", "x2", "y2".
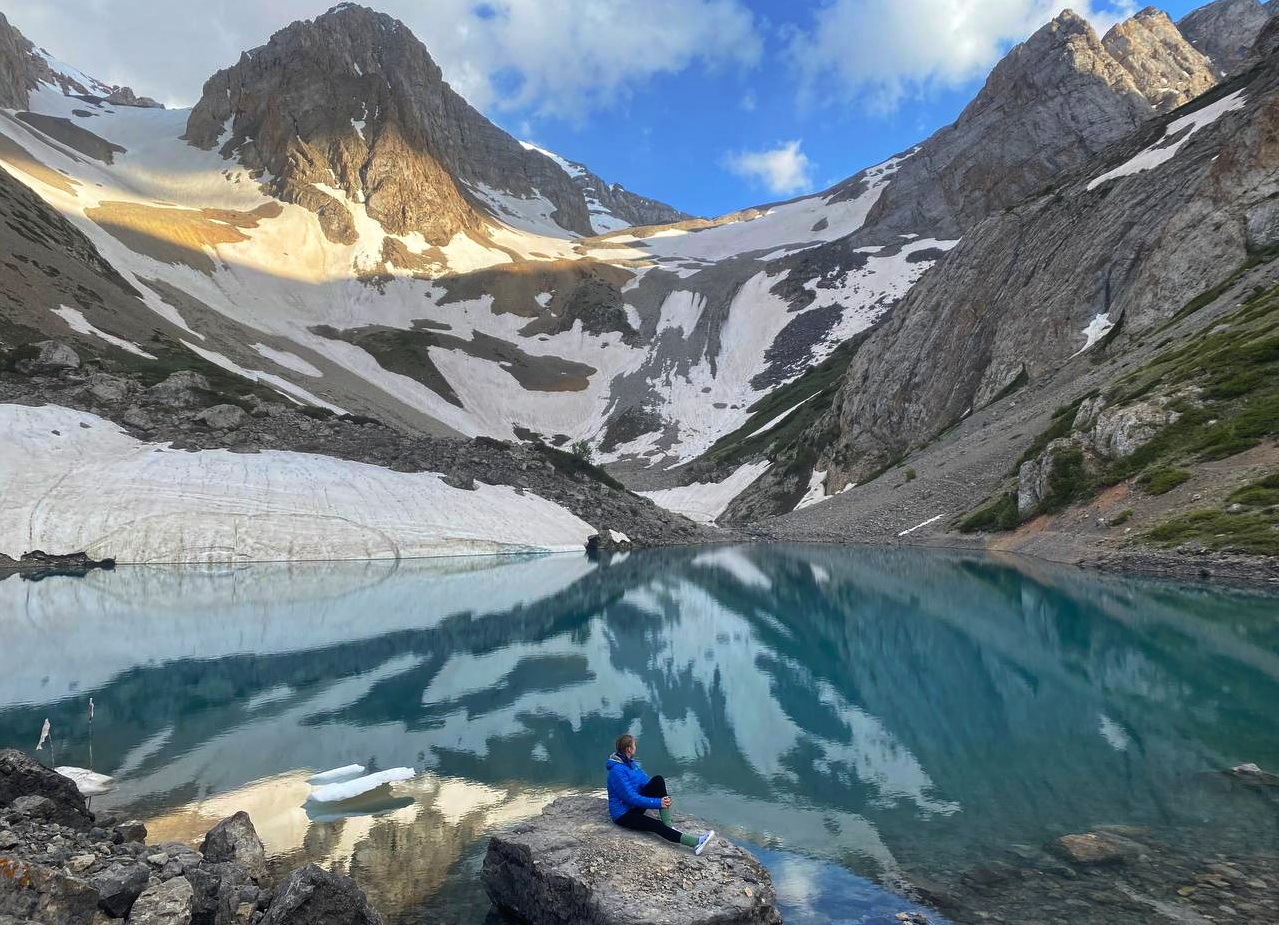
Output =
[{"x1": 307, "y1": 767, "x2": 415, "y2": 804}]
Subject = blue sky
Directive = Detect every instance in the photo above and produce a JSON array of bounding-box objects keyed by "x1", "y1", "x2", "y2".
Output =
[{"x1": 14, "y1": 0, "x2": 1208, "y2": 217}]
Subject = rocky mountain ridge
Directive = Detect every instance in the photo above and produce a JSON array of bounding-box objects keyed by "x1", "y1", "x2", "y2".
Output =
[
  {"x1": 1, "y1": 0, "x2": 1277, "y2": 568},
  {"x1": 0, "y1": 12, "x2": 160, "y2": 110}
]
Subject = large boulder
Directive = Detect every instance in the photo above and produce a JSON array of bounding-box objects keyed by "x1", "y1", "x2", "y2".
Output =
[
  {"x1": 1048, "y1": 831, "x2": 1144, "y2": 866},
  {"x1": 128, "y1": 876, "x2": 194, "y2": 925},
  {"x1": 0, "y1": 750, "x2": 92, "y2": 828},
  {"x1": 185, "y1": 861, "x2": 254, "y2": 925},
  {"x1": 16, "y1": 340, "x2": 80, "y2": 375},
  {"x1": 146, "y1": 371, "x2": 210, "y2": 408},
  {"x1": 194, "y1": 405, "x2": 247, "y2": 431},
  {"x1": 258, "y1": 864, "x2": 381, "y2": 925},
  {"x1": 200, "y1": 813, "x2": 266, "y2": 882},
  {"x1": 0, "y1": 856, "x2": 99, "y2": 925},
  {"x1": 91, "y1": 861, "x2": 151, "y2": 917},
  {"x1": 482, "y1": 796, "x2": 780, "y2": 925}
]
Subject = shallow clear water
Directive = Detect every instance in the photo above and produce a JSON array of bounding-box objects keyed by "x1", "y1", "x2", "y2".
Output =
[{"x1": 1, "y1": 545, "x2": 1276, "y2": 924}]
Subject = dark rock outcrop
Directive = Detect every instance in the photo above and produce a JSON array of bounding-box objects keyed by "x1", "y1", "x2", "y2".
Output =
[
  {"x1": 184, "y1": 5, "x2": 602, "y2": 243},
  {"x1": 90, "y1": 860, "x2": 150, "y2": 917},
  {"x1": 260, "y1": 864, "x2": 383, "y2": 925},
  {"x1": 199, "y1": 812, "x2": 266, "y2": 882},
  {"x1": 0, "y1": 750, "x2": 92, "y2": 829},
  {"x1": 482, "y1": 795, "x2": 781, "y2": 925},
  {"x1": 0, "y1": 856, "x2": 98, "y2": 925}
]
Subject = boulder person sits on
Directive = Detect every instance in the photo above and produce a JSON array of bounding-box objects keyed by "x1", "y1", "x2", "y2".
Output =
[{"x1": 605, "y1": 734, "x2": 713, "y2": 854}]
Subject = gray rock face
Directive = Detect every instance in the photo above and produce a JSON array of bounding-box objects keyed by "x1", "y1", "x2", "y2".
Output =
[
  {"x1": 1086, "y1": 400, "x2": 1180, "y2": 460},
  {"x1": 127, "y1": 876, "x2": 194, "y2": 925},
  {"x1": 1102, "y1": 7, "x2": 1217, "y2": 112},
  {"x1": 0, "y1": 12, "x2": 40, "y2": 109},
  {"x1": 195, "y1": 404, "x2": 248, "y2": 432},
  {"x1": 481, "y1": 795, "x2": 781, "y2": 925},
  {"x1": 17, "y1": 341, "x2": 81, "y2": 375},
  {"x1": 146, "y1": 371, "x2": 210, "y2": 408},
  {"x1": 199, "y1": 813, "x2": 265, "y2": 882},
  {"x1": 90, "y1": 860, "x2": 150, "y2": 917},
  {"x1": 806, "y1": 49, "x2": 1279, "y2": 489},
  {"x1": 259, "y1": 864, "x2": 382, "y2": 925},
  {"x1": 1179, "y1": 0, "x2": 1273, "y2": 75},
  {"x1": 856, "y1": 11, "x2": 1158, "y2": 241},
  {"x1": 0, "y1": 856, "x2": 98, "y2": 925},
  {"x1": 183, "y1": 5, "x2": 676, "y2": 245},
  {"x1": 0, "y1": 750, "x2": 92, "y2": 829},
  {"x1": 0, "y1": 12, "x2": 162, "y2": 110}
]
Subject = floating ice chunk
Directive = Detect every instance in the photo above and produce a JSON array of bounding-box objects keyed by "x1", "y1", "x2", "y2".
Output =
[
  {"x1": 306, "y1": 767, "x2": 414, "y2": 803},
  {"x1": 307, "y1": 764, "x2": 366, "y2": 785},
  {"x1": 56, "y1": 766, "x2": 115, "y2": 796}
]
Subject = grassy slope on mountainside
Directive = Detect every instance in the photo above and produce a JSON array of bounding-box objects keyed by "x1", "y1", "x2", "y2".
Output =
[{"x1": 957, "y1": 277, "x2": 1279, "y2": 554}]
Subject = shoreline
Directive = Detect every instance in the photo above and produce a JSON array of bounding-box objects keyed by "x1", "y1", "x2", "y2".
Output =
[{"x1": 4, "y1": 531, "x2": 1278, "y2": 590}]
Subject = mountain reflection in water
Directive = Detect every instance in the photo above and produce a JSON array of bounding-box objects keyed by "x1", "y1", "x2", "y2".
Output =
[{"x1": 1, "y1": 545, "x2": 1276, "y2": 924}]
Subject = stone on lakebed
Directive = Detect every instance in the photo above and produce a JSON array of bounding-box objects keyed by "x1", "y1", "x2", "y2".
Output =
[{"x1": 482, "y1": 795, "x2": 781, "y2": 925}]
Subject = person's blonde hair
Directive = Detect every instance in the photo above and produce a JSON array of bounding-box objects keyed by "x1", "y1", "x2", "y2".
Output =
[{"x1": 615, "y1": 734, "x2": 635, "y2": 754}]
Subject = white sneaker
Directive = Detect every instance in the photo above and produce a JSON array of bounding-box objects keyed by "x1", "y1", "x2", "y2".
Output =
[{"x1": 694, "y1": 830, "x2": 714, "y2": 855}]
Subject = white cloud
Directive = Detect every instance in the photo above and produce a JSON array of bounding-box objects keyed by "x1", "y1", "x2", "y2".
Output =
[
  {"x1": 4, "y1": 0, "x2": 763, "y2": 116},
  {"x1": 787, "y1": 0, "x2": 1142, "y2": 113},
  {"x1": 724, "y1": 141, "x2": 815, "y2": 196}
]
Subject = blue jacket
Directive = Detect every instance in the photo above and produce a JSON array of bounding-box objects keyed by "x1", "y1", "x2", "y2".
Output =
[{"x1": 605, "y1": 752, "x2": 662, "y2": 820}]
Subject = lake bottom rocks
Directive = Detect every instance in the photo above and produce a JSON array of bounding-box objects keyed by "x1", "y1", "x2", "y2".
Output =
[
  {"x1": 482, "y1": 795, "x2": 781, "y2": 925},
  {"x1": 0, "y1": 749, "x2": 382, "y2": 925}
]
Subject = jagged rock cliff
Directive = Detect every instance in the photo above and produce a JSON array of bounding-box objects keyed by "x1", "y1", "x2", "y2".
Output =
[
  {"x1": 843, "y1": 10, "x2": 1217, "y2": 244},
  {"x1": 0, "y1": 12, "x2": 160, "y2": 109},
  {"x1": 1102, "y1": 6, "x2": 1217, "y2": 112},
  {"x1": 1179, "y1": 0, "x2": 1273, "y2": 75},
  {"x1": 813, "y1": 43, "x2": 1278, "y2": 490},
  {"x1": 184, "y1": 4, "x2": 603, "y2": 245}
]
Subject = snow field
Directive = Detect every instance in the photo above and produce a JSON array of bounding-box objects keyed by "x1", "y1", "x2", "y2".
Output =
[{"x1": 0, "y1": 404, "x2": 595, "y2": 563}]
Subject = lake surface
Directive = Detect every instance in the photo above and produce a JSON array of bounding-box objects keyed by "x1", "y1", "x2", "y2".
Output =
[{"x1": 1, "y1": 545, "x2": 1276, "y2": 924}]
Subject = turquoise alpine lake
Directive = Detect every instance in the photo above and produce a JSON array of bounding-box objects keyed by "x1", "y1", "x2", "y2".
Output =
[{"x1": 1, "y1": 545, "x2": 1275, "y2": 924}]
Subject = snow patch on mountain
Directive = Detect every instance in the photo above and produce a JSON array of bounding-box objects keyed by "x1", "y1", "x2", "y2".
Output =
[
  {"x1": 637, "y1": 460, "x2": 772, "y2": 525},
  {"x1": 1087, "y1": 88, "x2": 1247, "y2": 190}
]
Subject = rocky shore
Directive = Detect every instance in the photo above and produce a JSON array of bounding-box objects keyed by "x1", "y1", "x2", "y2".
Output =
[
  {"x1": 906, "y1": 818, "x2": 1279, "y2": 925},
  {"x1": 0, "y1": 750, "x2": 382, "y2": 925}
]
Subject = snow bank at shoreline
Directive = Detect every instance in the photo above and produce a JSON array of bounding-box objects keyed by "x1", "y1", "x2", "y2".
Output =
[{"x1": 0, "y1": 404, "x2": 595, "y2": 563}]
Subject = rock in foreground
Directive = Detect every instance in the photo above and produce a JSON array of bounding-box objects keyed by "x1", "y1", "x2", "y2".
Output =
[{"x1": 482, "y1": 796, "x2": 780, "y2": 925}]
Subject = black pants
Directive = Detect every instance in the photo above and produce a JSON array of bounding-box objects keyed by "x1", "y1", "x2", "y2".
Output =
[{"x1": 614, "y1": 775, "x2": 683, "y2": 843}]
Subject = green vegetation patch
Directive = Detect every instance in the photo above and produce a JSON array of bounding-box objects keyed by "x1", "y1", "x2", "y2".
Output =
[
  {"x1": 1139, "y1": 466, "x2": 1191, "y2": 495},
  {"x1": 1145, "y1": 509, "x2": 1279, "y2": 556},
  {"x1": 960, "y1": 280, "x2": 1279, "y2": 534},
  {"x1": 958, "y1": 492, "x2": 1019, "y2": 533}
]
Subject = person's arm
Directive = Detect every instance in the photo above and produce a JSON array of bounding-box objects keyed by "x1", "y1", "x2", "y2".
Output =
[{"x1": 613, "y1": 766, "x2": 662, "y2": 810}]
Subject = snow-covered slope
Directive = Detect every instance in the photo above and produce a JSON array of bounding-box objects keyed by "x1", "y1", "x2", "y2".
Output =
[
  {"x1": 0, "y1": 405, "x2": 594, "y2": 563},
  {"x1": 0, "y1": 61, "x2": 951, "y2": 471}
]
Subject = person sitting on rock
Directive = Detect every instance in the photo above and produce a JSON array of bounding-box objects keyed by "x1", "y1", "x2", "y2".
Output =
[{"x1": 606, "y1": 733, "x2": 713, "y2": 854}]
